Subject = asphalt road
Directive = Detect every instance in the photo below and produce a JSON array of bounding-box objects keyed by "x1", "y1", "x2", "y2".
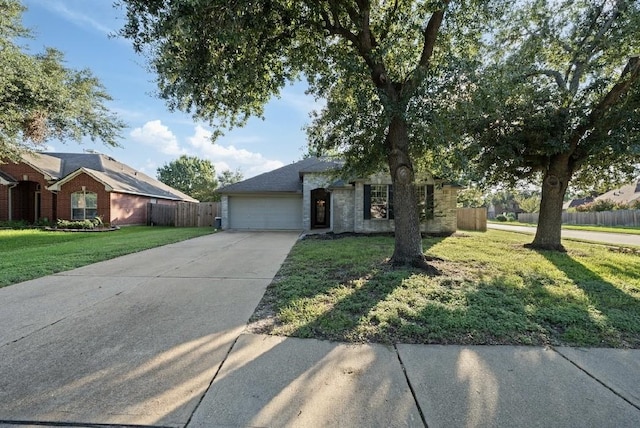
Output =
[{"x1": 488, "y1": 223, "x2": 640, "y2": 247}]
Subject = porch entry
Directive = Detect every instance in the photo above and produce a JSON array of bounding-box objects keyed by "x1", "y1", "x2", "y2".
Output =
[{"x1": 311, "y1": 188, "x2": 331, "y2": 229}]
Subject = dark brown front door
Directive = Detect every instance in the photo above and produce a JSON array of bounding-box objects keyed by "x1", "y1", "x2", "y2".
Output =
[{"x1": 311, "y1": 188, "x2": 330, "y2": 229}]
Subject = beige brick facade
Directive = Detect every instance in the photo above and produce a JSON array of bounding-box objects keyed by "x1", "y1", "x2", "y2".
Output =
[{"x1": 302, "y1": 172, "x2": 457, "y2": 234}]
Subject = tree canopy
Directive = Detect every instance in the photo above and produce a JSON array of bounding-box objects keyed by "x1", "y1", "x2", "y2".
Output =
[
  {"x1": 118, "y1": 0, "x2": 499, "y2": 267},
  {"x1": 461, "y1": 0, "x2": 640, "y2": 249},
  {"x1": 157, "y1": 155, "x2": 219, "y2": 202},
  {"x1": 0, "y1": 0, "x2": 125, "y2": 161}
]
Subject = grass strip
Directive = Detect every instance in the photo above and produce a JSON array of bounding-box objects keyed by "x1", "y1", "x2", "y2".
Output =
[{"x1": 0, "y1": 226, "x2": 214, "y2": 288}]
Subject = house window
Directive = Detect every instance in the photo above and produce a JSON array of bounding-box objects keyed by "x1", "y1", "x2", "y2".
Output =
[
  {"x1": 416, "y1": 184, "x2": 435, "y2": 221},
  {"x1": 364, "y1": 184, "x2": 393, "y2": 219},
  {"x1": 71, "y1": 191, "x2": 97, "y2": 220}
]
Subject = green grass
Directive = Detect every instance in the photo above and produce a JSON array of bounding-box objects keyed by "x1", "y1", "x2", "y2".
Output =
[
  {"x1": 248, "y1": 230, "x2": 640, "y2": 348},
  {"x1": 490, "y1": 220, "x2": 640, "y2": 235},
  {"x1": 0, "y1": 226, "x2": 214, "y2": 288}
]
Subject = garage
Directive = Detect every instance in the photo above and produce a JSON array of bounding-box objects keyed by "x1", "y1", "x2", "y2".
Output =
[{"x1": 228, "y1": 195, "x2": 303, "y2": 230}]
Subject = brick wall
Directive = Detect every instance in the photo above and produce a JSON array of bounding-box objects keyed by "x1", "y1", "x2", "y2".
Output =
[
  {"x1": 56, "y1": 172, "x2": 110, "y2": 221},
  {"x1": 0, "y1": 162, "x2": 56, "y2": 222}
]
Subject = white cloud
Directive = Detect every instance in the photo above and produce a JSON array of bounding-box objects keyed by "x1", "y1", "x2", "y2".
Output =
[
  {"x1": 188, "y1": 125, "x2": 283, "y2": 177},
  {"x1": 138, "y1": 159, "x2": 159, "y2": 177},
  {"x1": 36, "y1": 0, "x2": 114, "y2": 35},
  {"x1": 280, "y1": 89, "x2": 325, "y2": 116},
  {"x1": 130, "y1": 120, "x2": 185, "y2": 156}
]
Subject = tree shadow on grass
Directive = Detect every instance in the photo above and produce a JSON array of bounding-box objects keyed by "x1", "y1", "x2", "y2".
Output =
[
  {"x1": 249, "y1": 234, "x2": 446, "y2": 343},
  {"x1": 535, "y1": 249, "x2": 640, "y2": 347}
]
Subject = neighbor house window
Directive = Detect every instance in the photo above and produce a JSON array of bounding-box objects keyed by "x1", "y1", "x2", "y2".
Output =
[
  {"x1": 71, "y1": 191, "x2": 97, "y2": 220},
  {"x1": 364, "y1": 184, "x2": 393, "y2": 219}
]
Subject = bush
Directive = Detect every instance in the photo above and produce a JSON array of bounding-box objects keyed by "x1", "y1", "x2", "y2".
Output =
[
  {"x1": 495, "y1": 214, "x2": 508, "y2": 222},
  {"x1": 506, "y1": 212, "x2": 517, "y2": 221},
  {"x1": 56, "y1": 219, "x2": 96, "y2": 229},
  {"x1": 0, "y1": 220, "x2": 29, "y2": 228},
  {"x1": 576, "y1": 199, "x2": 635, "y2": 212}
]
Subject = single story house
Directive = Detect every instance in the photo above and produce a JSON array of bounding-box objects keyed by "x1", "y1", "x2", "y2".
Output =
[
  {"x1": 594, "y1": 179, "x2": 640, "y2": 206},
  {"x1": 0, "y1": 152, "x2": 197, "y2": 225},
  {"x1": 217, "y1": 157, "x2": 459, "y2": 234}
]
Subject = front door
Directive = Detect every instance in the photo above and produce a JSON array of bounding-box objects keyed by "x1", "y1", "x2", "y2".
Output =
[{"x1": 311, "y1": 188, "x2": 330, "y2": 229}]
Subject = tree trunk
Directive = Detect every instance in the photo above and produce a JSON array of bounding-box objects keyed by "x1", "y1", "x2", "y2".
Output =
[
  {"x1": 528, "y1": 158, "x2": 571, "y2": 251},
  {"x1": 386, "y1": 117, "x2": 428, "y2": 268}
]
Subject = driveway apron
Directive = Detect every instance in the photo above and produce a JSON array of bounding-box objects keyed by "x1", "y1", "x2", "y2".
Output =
[{"x1": 0, "y1": 231, "x2": 300, "y2": 427}]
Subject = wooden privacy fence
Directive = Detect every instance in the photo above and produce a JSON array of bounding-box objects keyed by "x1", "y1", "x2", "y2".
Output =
[
  {"x1": 457, "y1": 207, "x2": 487, "y2": 231},
  {"x1": 148, "y1": 202, "x2": 220, "y2": 227},
  {"x1": 518, "y1": 210, "x2": 640, "y2": 227}
]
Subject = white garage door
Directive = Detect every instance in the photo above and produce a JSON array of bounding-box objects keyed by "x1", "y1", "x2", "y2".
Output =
[{"x1": 228, "y1": 195, "x2": 303, "y2": 230}]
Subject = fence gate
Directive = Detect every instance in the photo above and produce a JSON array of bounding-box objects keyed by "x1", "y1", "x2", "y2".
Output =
[{"x1": 457, "y1": 207, "x2": 487, "y2": 231}]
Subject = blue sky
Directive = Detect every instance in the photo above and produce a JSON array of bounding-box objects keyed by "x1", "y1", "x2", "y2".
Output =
[{"x1": 21, "y1": 0, "x2": 321, "y2": 178}]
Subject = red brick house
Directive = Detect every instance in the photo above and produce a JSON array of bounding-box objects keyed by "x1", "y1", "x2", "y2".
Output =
[{"x1": 0, "y1": 152, "x2": 197, "y2": 225}]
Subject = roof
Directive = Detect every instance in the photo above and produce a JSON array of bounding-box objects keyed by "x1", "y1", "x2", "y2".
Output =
[
  {"x1": 563, "y1": 197, "x2": 595, "y2": 210},
  {"x1": 25, "y1": 152, "x2": 197, "y2": 202},
  {"x1": 219, "y1": 157, "x2": 342, "y2": 194},
  {"x1": 21, "y1": 152, "x2": 63, "y2": 180},
  {"x1": 595, "y1": 179, "x2": 640, "y2": 205},
  {"x1": 0, "y1": 170, "x2": 17, "y2": 185}
]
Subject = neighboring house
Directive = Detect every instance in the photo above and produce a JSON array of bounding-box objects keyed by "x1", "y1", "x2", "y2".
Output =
[
  {"x1": 0, "y1": 152, "x2": 197, "y2": 225},
  {"x1": 563, "y1": 196, "x2": 595, "y2": 211},
  {"x1": 217, "y1": 157, "x2": 459, "y2": 234},
  {"x1": 594, "y1": 179, "x2": 640, "y2": 206}
]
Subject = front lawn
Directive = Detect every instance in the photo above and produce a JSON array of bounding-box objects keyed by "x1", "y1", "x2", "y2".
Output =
[
  {"x1": 248, "y1": 230, "x2": 640, "y2": 348},
  {"x1": 0, "y1": 226, "x2": 214, "y2": 288}
]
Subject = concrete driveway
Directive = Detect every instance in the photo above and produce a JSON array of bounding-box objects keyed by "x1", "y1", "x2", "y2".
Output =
[{"x1": 0, "y1": 231, "x2": 300, "y2": 427}]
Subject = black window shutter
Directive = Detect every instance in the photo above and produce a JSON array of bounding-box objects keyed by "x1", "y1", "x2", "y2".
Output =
[
  {"x1": 364, "y1": 184, "x2": 371, "y2": 219},
  {"x1": 388, "y1": 185, "x2": 394, "y2": 219}
]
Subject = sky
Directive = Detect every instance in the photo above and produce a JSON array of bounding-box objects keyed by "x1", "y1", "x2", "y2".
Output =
[{"x1": 20, "y1": 0, "x2": 322, "y2": 178}]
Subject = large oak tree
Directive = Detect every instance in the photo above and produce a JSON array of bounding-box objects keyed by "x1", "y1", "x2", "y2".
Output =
[
  {"x1": 0, "y1": 0, "x2": 124, "y2": 161},
  {"x1": 464, "y1": 0, "x2": 640, "y2": 250},
  {"x1": 118, "y1": 0, "x2": 496, "y2": 267}
]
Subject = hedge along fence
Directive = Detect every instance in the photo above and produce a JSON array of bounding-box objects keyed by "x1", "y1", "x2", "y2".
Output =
[
  {"x1": 148, "y1": 202, "x2": 221, "y2": 227},
  {"x1": 457, "y1": 207, "x2": 487, "y2": 231},
  {"x1": 518, "y1": 210, "x2": 640, "y2": 227}
]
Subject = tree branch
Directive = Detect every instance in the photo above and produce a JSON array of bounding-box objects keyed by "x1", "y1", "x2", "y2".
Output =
[
  {"x1": 565, "y1": 0, "x2": 627, "y2": 94},
  {"x1": 402, "y1": 2, "x2": 449, "y2": 97},
  {"x1": 319, "y1": 4, "x2": 358, "y2": 45},
  {"x1": 379, "y1": 0, "x2": 399, "y2": 42},
  {"x1": 569, "y1": 56, "x2": 640, "y2": 152},
  {"x1": 527, "y1": 69, "x2": 567, "y2": 92}
]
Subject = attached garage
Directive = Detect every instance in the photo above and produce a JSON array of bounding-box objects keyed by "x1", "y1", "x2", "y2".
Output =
[{"x1": 228, "y1": 194, "x2": 303, "y2": 230}]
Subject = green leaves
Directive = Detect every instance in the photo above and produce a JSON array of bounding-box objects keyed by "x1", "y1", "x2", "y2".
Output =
[
  {"x1": 156, "y1": 154, "x2": 219, "y2": 201},
  {"x1": 0, "y1": 0, "x2": 124, "y2": 161}
]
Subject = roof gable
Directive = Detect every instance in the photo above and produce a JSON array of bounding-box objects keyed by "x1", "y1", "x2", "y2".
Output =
[
  {"x1": 219, "y1": 157, "x2": 341, "y2": 194},
  {"x1": 20, "y1": 152, "x2": 64, "y2": 180},
  {"x1": 39, "y1": 152, "x2": 197, "y2": 202}
]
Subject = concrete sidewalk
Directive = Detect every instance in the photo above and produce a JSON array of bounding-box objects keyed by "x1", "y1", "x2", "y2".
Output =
[
  {"x1": 489, "y1": 222, "x2": 640, "y2": 247},
  {"x1": 1, "y1": 230, "x2": 639, "y2": 428}
]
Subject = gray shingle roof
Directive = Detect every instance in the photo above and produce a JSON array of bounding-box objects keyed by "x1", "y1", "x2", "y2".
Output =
[
  {"x1": 26, "y1": 152, "x2": 197, "y2": 202},
  {"x1": 595, "y1": 179, "x2": 640, "y2": 205},
  {"x1": 0, "y1": 170, "x2": 17, "y2": 184},
  {"x1": 218, "y1": 157, "x2": 341, "y2": 194}
]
